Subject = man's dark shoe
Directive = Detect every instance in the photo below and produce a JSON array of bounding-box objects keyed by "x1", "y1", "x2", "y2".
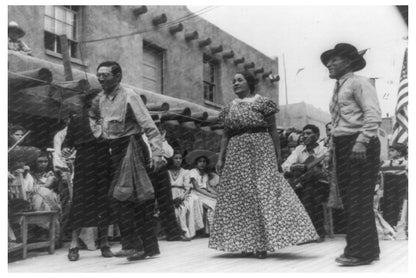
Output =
[
  {"x1": 338, "y1": 254, "x2": 380, "y2": 261},
  {"x1": 100, "y1": 246, "x2": 113, "y2": 258},
  {"x1": 127, "y1": 250, "x2": 160, "y2": 261},
  {"x1": 113, "y1": 249, "x2": 136, "y2": 257},
  {"x1": 335, "y1": 255, "x2": 375, "y2": 266},
  {"x1": 68, "y1": 247, "x2": 79, "y2": 261}
]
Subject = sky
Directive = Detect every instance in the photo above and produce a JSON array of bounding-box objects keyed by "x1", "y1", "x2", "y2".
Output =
[{"x1": 187, "y1": 5, "x2": 408, "y2": 117}]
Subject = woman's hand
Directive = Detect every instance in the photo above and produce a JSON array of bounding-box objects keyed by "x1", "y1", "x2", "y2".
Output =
[{"x1": 216, "y1": 159, "x2": 224, "y2": 174}]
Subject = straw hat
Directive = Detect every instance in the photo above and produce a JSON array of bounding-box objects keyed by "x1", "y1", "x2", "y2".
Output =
[
  {"x1": 185, "y1": 149, "x2": 215, "y2": 166},
  {"x1": 8, "y1": 21, "x2": 25, "y2": 38}
]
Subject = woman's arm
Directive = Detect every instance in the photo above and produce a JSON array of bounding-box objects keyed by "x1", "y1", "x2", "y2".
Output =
[
  {"x1": 216, "y1": 131, "x2": 231, "y2": 173},
  {"x1": 190, "y1": 178, "x2": 217, "y2": 199},
  {"x1": 266, "y1": 115, "x2": 282, "y2": 168}
]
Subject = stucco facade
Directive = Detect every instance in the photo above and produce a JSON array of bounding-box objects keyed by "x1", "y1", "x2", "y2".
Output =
[{"x1": 8, "y1": 5, "x2": 279, "y2": 109}]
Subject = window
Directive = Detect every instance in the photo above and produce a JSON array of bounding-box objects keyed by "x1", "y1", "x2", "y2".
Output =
[
  {"x1": 203, "y1": 55, "x2": 220, "y2": 103},
  {"x1": 143, "y1": 41, "x2": 164, "y2": 94},
  {"x1": 44, "y1": 6, "x2": 79, "y2": 58}
]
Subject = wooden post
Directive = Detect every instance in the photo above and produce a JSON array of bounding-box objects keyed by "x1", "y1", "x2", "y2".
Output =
[{"x1": 59, "y1": 35, "x2": 73, "y2": 81}]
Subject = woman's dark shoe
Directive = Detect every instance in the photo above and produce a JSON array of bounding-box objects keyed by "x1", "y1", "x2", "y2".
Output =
[
  {"x1": 68, "y1": 247, "x2": 79, "y2": 261},
  {"x1": 255, "y1": 251, "x2": 267, "y2": 259},
  {"x1": 100, "y1": 246, "x2": 113, "y2": 258},
  {"x1": 241, "y1": 251, "x2": 254, "y2": 257}
]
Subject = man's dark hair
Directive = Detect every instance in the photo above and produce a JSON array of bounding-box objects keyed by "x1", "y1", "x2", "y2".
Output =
[
  {"x1": 303, "y1": 124, "x2": 320, "y2": 138},
  {"x1": 96, "y1": 61, "x2": 122, "y2": 81}
]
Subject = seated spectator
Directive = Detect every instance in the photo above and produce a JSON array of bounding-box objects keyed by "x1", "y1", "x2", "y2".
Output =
[
  {"x1": 380, "y1": 143, "x2": 408, "y2": 229},
  {"x1": 186, "y1": 150, "x2": 217, "y2": 235},
  {"x1": 167, "y1": 150, "x2": 204, "y2": 239},
  {"x1": 282, "y1": 124, "x2": 329, "y2": 242},
  {"x1": 8, "y1": 21, "x2": 32, "y2": 55}
]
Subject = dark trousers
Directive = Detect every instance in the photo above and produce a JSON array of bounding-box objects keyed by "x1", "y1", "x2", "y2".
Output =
[
  {"x1": 148, "y1": 165, "x2": 184, "y2": 239},
  {"x1": 108, "y1": 135, "x2": 158, "y2": 253},
  {"x1": 297, "y1": 180, "x2": 329, "y2": 237},
  {"x1": 381, "y1": 173, "x2": 408, "y2": 227},
  {"x1": 334, "y1": 134, "x2": 380, "y2": 260},
  {"x1": 112, "y1": 199, "x2": 159, "y2": 253}
]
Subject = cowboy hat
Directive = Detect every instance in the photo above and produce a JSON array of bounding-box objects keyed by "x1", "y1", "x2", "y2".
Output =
[
  {"x1": 185, "y1": 149, "x2": 215, "y2": 166},
  {"x1": 8, "y1": 21, "x2": 25, "y2": 38},
  {"x1": 320, "y1": 43, "x2": 366, "y2": 72}
]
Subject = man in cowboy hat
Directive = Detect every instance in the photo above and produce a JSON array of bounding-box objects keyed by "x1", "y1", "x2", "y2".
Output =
[
  {"x1": 321, "y1": 43, "x2": 382, "y2": 266},
  {"x1": 8, "y1": 21, "x2": 32, "y2": 55}
]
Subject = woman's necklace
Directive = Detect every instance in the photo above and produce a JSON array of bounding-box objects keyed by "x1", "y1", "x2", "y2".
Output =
[{"x1": 171, "y1": 169, "x2": 180, "y2": 180}]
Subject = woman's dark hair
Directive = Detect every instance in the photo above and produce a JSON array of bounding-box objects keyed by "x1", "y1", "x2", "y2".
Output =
[
  {"x1": 96, "y1": 61, "x2": 122, "y2": 81},
  {"x1": 236, "y1": 71, "x2": 257, "y2": 94},
  {"x1": 32, "y1": 151, "x2": 53, "y2": 173},
  {"x1": 167, "y1": 149, "x2": 184, "y2": 169},
  {"x1": 194, "y1": 155, "x2": 210, "y2": 167}
]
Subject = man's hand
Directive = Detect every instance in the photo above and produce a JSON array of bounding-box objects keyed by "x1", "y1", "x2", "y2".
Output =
[
  {"x1": 152, "y1": 155, "x2": 165, "y2": 172},
  {"x1": 350, "y1": 142, "x2": 367, "y2": 162}
]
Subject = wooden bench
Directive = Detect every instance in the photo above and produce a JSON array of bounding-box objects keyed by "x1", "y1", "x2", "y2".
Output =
[{"x1": 9, "y1": 211, "x2": 58, "y2": 259}]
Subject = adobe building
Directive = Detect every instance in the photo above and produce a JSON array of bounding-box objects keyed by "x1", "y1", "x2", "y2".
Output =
[{"x1": 8, "y1": 5, "x2": 279, "y2": 153}]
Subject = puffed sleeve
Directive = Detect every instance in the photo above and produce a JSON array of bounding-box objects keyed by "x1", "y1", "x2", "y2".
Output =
[{"x1": 260, "y1": 97, "x2": 279, "y2": 117}]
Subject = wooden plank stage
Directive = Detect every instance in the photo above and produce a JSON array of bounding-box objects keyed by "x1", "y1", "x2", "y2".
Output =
[{"x1": 8, "y1": 235, "x2": 407, "y2": 273}]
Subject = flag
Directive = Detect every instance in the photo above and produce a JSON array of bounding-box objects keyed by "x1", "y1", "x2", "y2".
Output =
[{"x1": 391, "y1": 48, "x2": 408, "y2": 145}]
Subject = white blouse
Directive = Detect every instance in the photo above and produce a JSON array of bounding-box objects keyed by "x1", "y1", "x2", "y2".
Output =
[
  {"x1": 188, "y1": 168, "x2": 209, "y2": 189},
  {"x1": 168, "y1": 168, "x2": 191, "y2": 189}
]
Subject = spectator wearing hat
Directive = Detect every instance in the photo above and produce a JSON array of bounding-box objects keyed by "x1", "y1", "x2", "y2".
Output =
[
  {"x1": 321, "y1": 43, "x2": 382, "y2": 266},
  {"x1": 187, "y1": 149, "x2": 217, "y2": 235},
  {"x1": 380, "y1": 143, "x2": 408, "y2": 229},
  {"x1": 8, "y1": 21, "x2": 32, "y2": 55}
]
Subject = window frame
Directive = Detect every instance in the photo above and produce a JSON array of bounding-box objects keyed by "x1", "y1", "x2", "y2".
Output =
[
  {"x1": 203, "y1": 54, "x2": 220, "y2": 104},
  {"x1": 44, "y1": 5, "x2": 80, "y2": 59}
]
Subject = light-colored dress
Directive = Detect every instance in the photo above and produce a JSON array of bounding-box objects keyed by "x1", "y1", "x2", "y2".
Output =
[
  {"x1": 168, "y1": 168, "x2": 204, "y2": 238},
  {"x1": 209, "y1": 94, "x2": 318, "y2": 253},
  {"x1": 189, "y1": 168, "x2": 217, "y2": 233}
]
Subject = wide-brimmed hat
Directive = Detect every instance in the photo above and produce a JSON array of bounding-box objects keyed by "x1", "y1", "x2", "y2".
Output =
[
  {"x1": 8, "y1": 21, "x2": 25, "y2": 38},
  {"x1": 8, "y1": 146, "x2": 41, "y2": 167},
  {"x1": 185, "y1": 149, "x2": 215, "y2": 166},
  {"x1": 320, "y1": 43, "x2": 366, "y2": 72}
]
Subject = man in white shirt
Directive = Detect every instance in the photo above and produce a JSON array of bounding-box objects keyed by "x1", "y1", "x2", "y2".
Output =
[{"x1": 282, "y1": 124, "x2": 329, "y2": 241}]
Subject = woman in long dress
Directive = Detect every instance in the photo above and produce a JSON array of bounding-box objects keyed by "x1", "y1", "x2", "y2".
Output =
[
  {"x1": 167, "y1": 151, "x2": 204, "y2": 239},
  {"x1": 62, "y1": 90, "x2": 113, "y2": 261},
  {"x1": 209, "y1": 71, "x2": 318, "y2": 259}
]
